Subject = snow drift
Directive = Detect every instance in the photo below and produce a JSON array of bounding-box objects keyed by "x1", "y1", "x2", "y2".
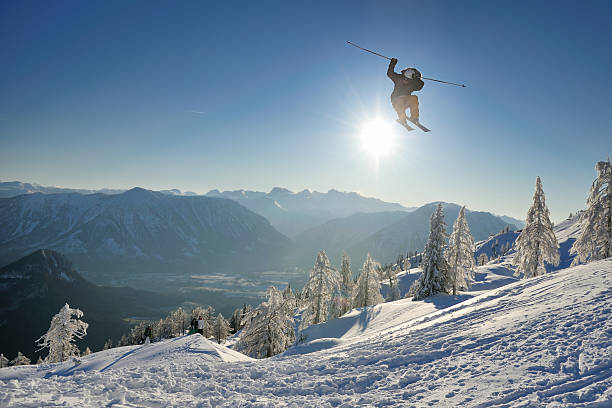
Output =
[{"x1": 2, "y1": 257, "x2": 611, "y2": 407}]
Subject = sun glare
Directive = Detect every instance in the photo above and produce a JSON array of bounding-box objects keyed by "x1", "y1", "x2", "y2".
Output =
[{"x1": 361, "y1": 119, "x2": 395, "y2": 159}]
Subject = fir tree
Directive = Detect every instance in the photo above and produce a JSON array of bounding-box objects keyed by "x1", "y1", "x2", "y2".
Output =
[
  {"x1": 477, "y1": 253, "x2": 489, "y2": 266},
  {"x1": 339, "y1": 253, "x2": 354, "y2": 315},
  {"x1": 204, "y1": 306, "x2": 215, "y2": 337},
  {"x1": 240, "y1": 304, "x2": 253, "y2": 331},
  {"x1": 36, "y1": 356, "x2": 44, "y2": 365},
  {"x1": 301, "y1": 250, "x2": 341, "y2": 329},
  {"x1": 36, "y1": 303, "x2": 88, "y2": 363},
  {"x1": 571, "y1": 160, "x2": 612, "y2": 264},
  {"x1": 236, "y1": 287, "x2": 295, "y2": 358},
  {"x1": 513, "y1": 177, "x2": 560, "y2": 278},
  {"x1": 103, "y1": 339, "x2": 113, "y2": 350},
  {"x1": 0, "y1": 353, "x2": 9, "y2": 368},
  {"x1": 169, "y1": 307, "x2": 187, "y2": 336},
  {"x1": 10, "y1": 352, "x2": 31, "y2": 366},
  {"x1": 413, "y1": 204, "x2": 450, "y2": 300},
  {"x1": 214, "y1": 313, "x2": 231, "y2": 344},
  {"x1": 230, "y1": 308, "x2": 242, "y2": 334},
  {"x1": 446, "y1": 206, "x2": 476, "y2": 295},
  {"x1": 283, "y1": 284, "x2": 296, "y2": 308},
  {"x1": 353, "y1": 253, "x2": 384, "y2": 307},
  {"x1": 381, "y1": 264, "x2": 400, "y2": 301},
  {"x1": 117, "y1": 334, "x2": 129, "y2": 347},
  {"x1": 82, "y1": 347, "x2": 91, "y2": 356},
  {"x1": 128, "y1": 321, "x2": 150, "y2": 345}
]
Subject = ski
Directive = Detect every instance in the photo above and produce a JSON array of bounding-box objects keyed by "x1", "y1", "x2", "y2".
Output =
[
  {"x1": 408, "y1": 118, "x2": 430, "y2": 132},
  {"x1": 395, "y1": 119, "x2": 415, "y2": 132}
]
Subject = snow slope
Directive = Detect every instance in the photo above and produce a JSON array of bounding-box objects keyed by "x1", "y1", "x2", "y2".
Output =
[{"x1": 2, "y1": 259, "x2": 611, "y2": 407}]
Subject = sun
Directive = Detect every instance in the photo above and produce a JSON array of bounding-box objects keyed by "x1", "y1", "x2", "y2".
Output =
[{"x1": 361, "y1": 118, "x2": 396, "y2": 159}]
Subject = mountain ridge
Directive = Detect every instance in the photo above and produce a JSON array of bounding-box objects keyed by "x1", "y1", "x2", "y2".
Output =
[{"x1": 0, "y1": 188, "x2": 290, "y2": 285}]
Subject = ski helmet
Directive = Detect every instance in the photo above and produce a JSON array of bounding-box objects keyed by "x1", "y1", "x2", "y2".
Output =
[{"x1": 401, "y1": 68, "x2": 421, "y2": 79}]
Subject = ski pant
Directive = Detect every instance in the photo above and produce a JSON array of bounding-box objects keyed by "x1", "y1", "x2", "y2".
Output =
[{"x1": 391, "y1": 94, "x2": 419, "y2": 122}]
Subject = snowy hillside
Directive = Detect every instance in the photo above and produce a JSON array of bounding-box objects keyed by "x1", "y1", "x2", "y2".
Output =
[
  {"x1": 2, "y1": 258, "x2": 611, "y2": 406},
  {"x1": 474, "y1": 212, "x2": 582, "y2": 272}
]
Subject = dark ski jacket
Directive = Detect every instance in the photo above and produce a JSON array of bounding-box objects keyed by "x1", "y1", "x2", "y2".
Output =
[{"x1": 387, "y1": 59, "x2": 424, "y2": 99}]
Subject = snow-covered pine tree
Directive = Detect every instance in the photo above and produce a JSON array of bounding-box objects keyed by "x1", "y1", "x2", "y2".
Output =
[
  {"x1": 380, "y1": 264, "x2": 400, "y2": 301},
  {"x1": 0, "y1": 353, "x2": 9, "y2": 368},
  {"x1": 150, "y1": 319, "x2": 164, "y2": 341},
  {"x1": 160, "y1": 315, "x2": 176, "y2": 339},
  {"x1": 236, "y1": 287, "x2": 295, "y2": 358},
  {"x1": 230, "y1": 308, "x2": 242, "y2": 333},
  {"x1": 128, "y1": 321, "x2": 149, "y2": 345},
  {"x1": 36, "y1": 356, "x2": 43, "y2": 365},
  {"x1": 446, "y1": 206, "x2": 476, "y2": 295},
  {"x1": 10, "y1": 352, "x2": 31, "y2": 366},
  {"x1": 571, "y1": 160, "x2": 612, "y2": 264},
  {"x1": 396, "y1": 255, "x2": 405, "y2": 271},
  {"x1": 169, "y1": 307, "x2": 187, "y2": 336},
  {"x1": 36, "y1": 303, "x2": 88, "y2": 363},
  {"x1": 103, "y1": 339, "x2": 112, "y2": 350},
  {"x1": 301, "y1": 250, "x2": 341, "y2": 329},
  {"x1": 353, "y1": 253, "x2": 385, "y2": 307},
  {"x1": 413, "y1": 203, "x2": 450, "y2": 300},
  {"x1": 341, "y1": 253, "x2": 353, "y2": 292},
  {"x1": 478, "y1": 253, "x2": 489, "y2": 266},
  {"x1": 82, "y1": 347, "x2": 91, "y2": 356},
  {"x1": 513, "y1": 176, "x2": 560, "y2": 278},
  {"x1": 283, "y1": 284, "x2": 296, "y2": 308},
  {"x1": 204, "y1": 306, "x2": 215, "y2": 337},
  {"x1": 117, "y1": 334, "x2": 129, "y2": 347},
  {"x1": 240, "y1": 304, "x2": 253, "y2": 331},
  {"x1": 214, "y1": 313, "x2": 231, "y2": 344},
  {"x1": 337, "y1": 253, "x2": 353, "y2": 315}
]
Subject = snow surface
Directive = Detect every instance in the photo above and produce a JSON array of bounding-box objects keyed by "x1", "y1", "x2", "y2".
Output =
[{"x1": 2, "y1": 257, "x2": 611, "y2": 407}]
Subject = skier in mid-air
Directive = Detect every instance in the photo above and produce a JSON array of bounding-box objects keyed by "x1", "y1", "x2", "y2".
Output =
[{"x1": 387, "y1": 57, "x2": 424, "y2": 128}]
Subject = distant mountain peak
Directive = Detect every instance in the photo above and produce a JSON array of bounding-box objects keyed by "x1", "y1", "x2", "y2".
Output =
[
  {"x1": 2, "y1": 249, "x2": 77, "y2": 283},
  {"x1": 122, "y1": 187, "x2": 163, "y2": 201},
  {"x1": 269, "y1": 187, "x2": 292, "y2": 195},
  {"x1": 125, "y1": 187, "x2": 150, "y2": 195}
]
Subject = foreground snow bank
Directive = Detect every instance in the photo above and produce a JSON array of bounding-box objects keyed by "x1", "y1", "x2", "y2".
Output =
[{"x1": 2, "y1": 260, "x2": 612, "y2": 407}]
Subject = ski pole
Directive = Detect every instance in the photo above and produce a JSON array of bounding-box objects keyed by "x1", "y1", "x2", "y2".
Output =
[
  {"x1": 347, "y1": 41, "x2": 392, "y2": 61},
  {"x1": 346, "y1": 41, "x2": 466, "y2": 88},
  {"x1": 421, "y1": 77, "x2": 466, "y2": 88}
]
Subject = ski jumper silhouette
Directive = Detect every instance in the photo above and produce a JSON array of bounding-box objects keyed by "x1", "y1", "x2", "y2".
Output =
[{"x1": 387, "y1": 58, "x2": 424, "y2": 125}]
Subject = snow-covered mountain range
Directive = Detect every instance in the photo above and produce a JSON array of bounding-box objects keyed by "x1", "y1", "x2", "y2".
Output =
[
  {"x1": 0, "y1": 181, "x2": 416, "y2": 238},
  {"x1": 0, "y1": 188, "x2": 290, "y2": 283},
  {"x1": 0, "y1": 184, "x2": 520, "y2": 288},
  {"x1": 0, "y1": 180, "x2": 197, "y2": 198},
  {"x1": 206, "y1": 187, "x2": 415, "y2": 237},
  {"x1": 0, "y1": 181, "x2": 125, "y2": 197}
]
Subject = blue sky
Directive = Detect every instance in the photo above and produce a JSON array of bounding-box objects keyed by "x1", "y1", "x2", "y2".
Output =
[{"x1": 1, "y1": 0, "x2": 611, "y2": 222}]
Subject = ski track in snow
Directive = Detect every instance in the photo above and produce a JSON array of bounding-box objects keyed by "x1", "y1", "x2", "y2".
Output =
[{"x1": 1, "y1": 259, "x2": 611, "y2": 407}]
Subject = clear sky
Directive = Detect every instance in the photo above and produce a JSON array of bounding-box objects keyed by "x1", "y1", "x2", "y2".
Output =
[{"x1": 1, "y1": 0, "x2": 611, "y2": 222}]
